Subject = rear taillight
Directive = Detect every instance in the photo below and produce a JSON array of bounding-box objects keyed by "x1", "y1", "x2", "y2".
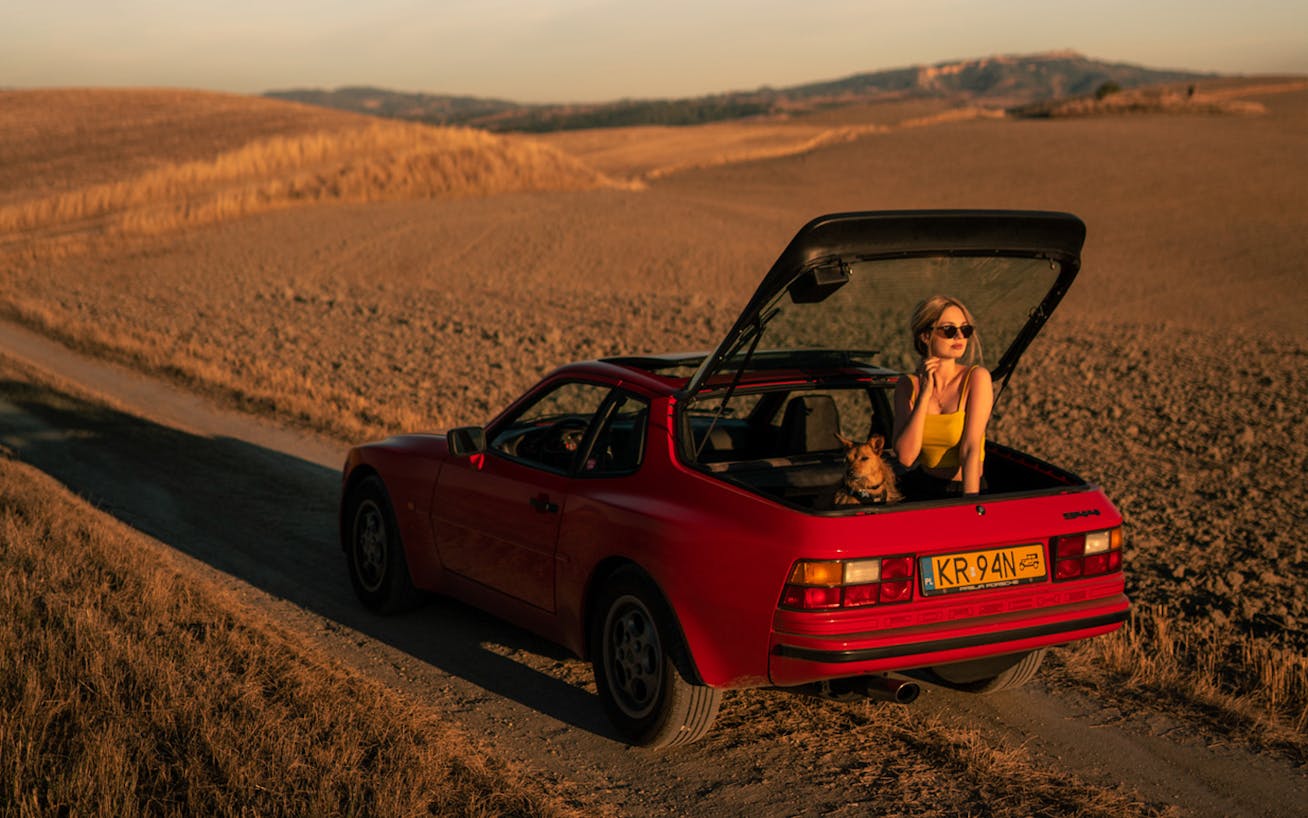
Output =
[
  {"x1": 1052, "y1": 527, "x2": 1123, "y2": 581},
  {"x1": 780, "y1": 557, "x2": 915, "y2": 610}
]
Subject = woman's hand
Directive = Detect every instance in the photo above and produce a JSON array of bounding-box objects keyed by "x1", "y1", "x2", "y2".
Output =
[{"x1": 918, "y1": 357, "x2": 941, "y2": 401}]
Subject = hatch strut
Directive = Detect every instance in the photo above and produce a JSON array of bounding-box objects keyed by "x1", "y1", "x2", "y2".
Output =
[
  {"x1": 994, "y1": 301, "x2": 1047, "y2": 409},
  {"x1": 994, "y1": 356, "x2": 1018, "y2": 409},
  {"x1": 693, "y1": 311, "x2": 771, "y2": 459}
]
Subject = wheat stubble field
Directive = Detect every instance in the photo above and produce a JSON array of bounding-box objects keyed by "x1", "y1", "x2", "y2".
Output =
[{"x1": 1, "y1": 81, "x2": 1306, "y2": 816}]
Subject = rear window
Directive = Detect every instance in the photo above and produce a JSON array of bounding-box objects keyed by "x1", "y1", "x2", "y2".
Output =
[{"x1": 721, "y1": 254, "x2": 1063, "y2": 376}]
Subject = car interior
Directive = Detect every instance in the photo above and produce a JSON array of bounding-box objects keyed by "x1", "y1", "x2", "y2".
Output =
[
  {"x1": 687, "y1": 385, "x2": 1079, "y2": 509},
  {"x1": 485, "y1": 378, "x2": 1080, "y2": 506},
  {"x1": 489, "y1": 384, "x2": 649, "y2": 476}
]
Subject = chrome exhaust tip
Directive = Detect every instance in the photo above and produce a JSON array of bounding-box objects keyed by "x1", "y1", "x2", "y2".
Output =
[{"x1": 871, "y1": 676, "x2": 921, "y2": 704}]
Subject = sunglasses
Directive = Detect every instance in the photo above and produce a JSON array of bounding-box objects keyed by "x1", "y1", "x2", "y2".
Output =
[{"x1": 932, "y1": 324, "x2": 975, "y2": 339}]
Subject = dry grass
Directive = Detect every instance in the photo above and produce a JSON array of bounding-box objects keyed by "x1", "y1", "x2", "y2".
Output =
[
  {"x1": 0, "y1": 455, "x2": 590, "y2": 818},
  {"x1": 0, "y1": 89, "x2": 623, "y2": 262},
  {"x1": 1061, "y1": 606, "x2": 1308, "y2": 761},
  {"x1": 0, "y1": 89, "x2": 374, "y2": 204},
  {"x1": 0, "y1": 293, "x2": 475, "y2": 442},
  {"x1": 0, "y1": 122, "x2": 618, "y2": 259}
]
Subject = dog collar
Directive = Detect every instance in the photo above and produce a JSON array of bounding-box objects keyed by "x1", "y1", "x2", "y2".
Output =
[{"x1": 850, "y1": 488, "x2": 886, "y2": 504}]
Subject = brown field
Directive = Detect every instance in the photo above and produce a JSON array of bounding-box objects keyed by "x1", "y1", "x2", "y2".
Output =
[
  {"x1": 533, "y1": 104, "x2": 1005, "y2": 181},
  {"x1": 1, "y1": 79, "x2": 1306, "y2": 811}
]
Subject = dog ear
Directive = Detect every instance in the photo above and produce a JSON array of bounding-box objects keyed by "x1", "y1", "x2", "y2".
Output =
[
  {"x1": 835, "y1": 432, "x2": 854, "y2": 448},
  {"x1": 866, "y1": 434, "x2": 884, "y2": 454}
]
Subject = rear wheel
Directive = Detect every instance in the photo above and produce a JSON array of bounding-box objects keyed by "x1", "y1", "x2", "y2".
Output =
[
  {"x1": 345, "y1": 475, "x2": 421, "y2": 613},
  {"x1": 931, "y1": 648, "x2": 1047, "y2": 693},
  {"x1": 590, "y1": 568, "x2": 722, "y2": 748}
]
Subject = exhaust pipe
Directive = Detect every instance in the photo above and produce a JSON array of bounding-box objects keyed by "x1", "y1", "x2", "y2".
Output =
[
  {"x1": 864, "y1": 675, "x2": 921, "y2": 704},
  {"x1": 813, "y1": 675, "x2": 920, "y2": 704}
]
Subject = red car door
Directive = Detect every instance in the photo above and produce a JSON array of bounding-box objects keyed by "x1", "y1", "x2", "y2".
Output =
[
  {"x1": 430, "y1": 379, "x2": 614, "y2": 612},
  {"x1": 432, "y1": 454, "x2": 568, "y2": 612}
]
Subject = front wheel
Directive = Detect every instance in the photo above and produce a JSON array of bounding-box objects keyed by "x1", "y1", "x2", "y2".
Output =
[
  {"x1": 344, "y1": 475, "x2": 421, "y2": 613},
  {"x1": 590, "y1": 569, "x2": 722, "y2": 748}
]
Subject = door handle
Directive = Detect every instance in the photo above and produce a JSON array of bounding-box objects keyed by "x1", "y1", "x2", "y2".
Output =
[{"x1": 529, "y1": 494, "x2": 559, "y2": 514}]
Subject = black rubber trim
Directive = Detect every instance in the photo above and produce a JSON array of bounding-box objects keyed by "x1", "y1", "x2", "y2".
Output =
[{"x1": 775, "y1": 610, "x2": 1128, "y2": 664}]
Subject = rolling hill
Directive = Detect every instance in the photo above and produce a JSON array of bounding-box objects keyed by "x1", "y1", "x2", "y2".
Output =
[
  {"x1": 0, "y1": 88, "x2": 622, "y2": 259},
  {"x1": 265, "y1": 51, "x2": 1212, "y2": 132}
]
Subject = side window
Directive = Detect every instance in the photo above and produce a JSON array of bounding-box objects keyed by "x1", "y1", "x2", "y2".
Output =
[
  {"x1": 582, "y1": 392, "x2": 650, "y2": 476},
  {"x1": 489, "y1": 381, "x2": 612, "y2": 472}
]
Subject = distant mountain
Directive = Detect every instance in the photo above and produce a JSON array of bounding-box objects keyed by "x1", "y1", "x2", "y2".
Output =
[
  {"x1": 787, "y1": 50, "x2": 1206, "y2": 102},
  {"x1": 266, "y1": 51, "x2": 1212, "y2": 133}
]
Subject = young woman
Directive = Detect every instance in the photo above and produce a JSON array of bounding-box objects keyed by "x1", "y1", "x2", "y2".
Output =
[{"x1": 892, "y1": 295, "x2": 993, "y2": 497}]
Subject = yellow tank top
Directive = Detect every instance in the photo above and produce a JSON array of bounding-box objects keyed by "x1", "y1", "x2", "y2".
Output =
[{"x1": 916, "y1": 367, "x2": 985, "y2": 470}]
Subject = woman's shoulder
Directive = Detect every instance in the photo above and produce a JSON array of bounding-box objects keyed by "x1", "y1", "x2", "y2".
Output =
[{"x1": 963, "y1": 365, "x2": 993, "y2": 405}]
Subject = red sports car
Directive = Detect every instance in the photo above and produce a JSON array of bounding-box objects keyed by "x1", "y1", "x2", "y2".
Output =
[{"x1": 340, "y1": 210, "x2": 1128, "y2": 747}]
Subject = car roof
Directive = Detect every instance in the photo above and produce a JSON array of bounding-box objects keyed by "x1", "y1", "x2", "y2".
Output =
[{"x1": 551, "y1": 358, "x2": 691, "y2": 397}]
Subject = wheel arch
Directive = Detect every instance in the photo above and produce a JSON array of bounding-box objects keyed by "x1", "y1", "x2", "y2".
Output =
[{"x1": 582, "y1": 558, "x2": 709, "y2": 687}]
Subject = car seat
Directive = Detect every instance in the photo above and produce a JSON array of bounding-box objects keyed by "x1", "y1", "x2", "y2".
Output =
[{"x1": 778, "y1": 395, "x2": 841, "y2": 456}]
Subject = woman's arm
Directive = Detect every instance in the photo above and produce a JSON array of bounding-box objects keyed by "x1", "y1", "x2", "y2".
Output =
[
  {"x1": 958, "y1": 367, "x2": 994, "y2": 494},
  {"x1": 892, "y1": 374, "x2": 928, "y2": 467}
]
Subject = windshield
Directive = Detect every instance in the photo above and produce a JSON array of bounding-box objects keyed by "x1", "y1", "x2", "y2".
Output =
[{"x1": 718, "y1": 254, "x2": 1064, "y2": 376}]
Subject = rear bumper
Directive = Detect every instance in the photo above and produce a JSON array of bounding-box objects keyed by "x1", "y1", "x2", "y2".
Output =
[{"x1": 768, "y1": 592, "x2": 1129, "y2": 686}]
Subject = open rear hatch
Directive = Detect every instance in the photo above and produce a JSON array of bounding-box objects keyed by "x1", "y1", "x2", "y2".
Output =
[
  {"x1": 684, "y1": 210, "x2": 1085, "y2": 398},
  {"x1": 680, "y1": 211, "x2": 1088, "y2": 508}
]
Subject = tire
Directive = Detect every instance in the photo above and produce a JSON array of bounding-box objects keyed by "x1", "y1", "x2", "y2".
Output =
[
  {"x1": 590, "y1": 568, "x2": 722, "y2": 748},
  {"x1": 344, "y1": 475, "x2": 421, "y2": 613},
  {"x1": 931, "y1": 648, "x2": 1047, "y2": 694}
]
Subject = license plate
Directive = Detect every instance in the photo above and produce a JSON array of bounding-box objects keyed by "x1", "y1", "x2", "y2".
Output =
[{"x1": 919, "y1": 544, "x2": 1047, "y2": 596}]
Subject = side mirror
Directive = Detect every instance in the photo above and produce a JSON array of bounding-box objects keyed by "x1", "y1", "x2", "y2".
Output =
[{"x1": 447, "y1": 426, "x2": 486, "y2": 457}]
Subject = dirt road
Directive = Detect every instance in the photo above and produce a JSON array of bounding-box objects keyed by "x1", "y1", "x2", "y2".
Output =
[{"x1": 2, "y1": 317, "x2": 1304, "y2": 817}]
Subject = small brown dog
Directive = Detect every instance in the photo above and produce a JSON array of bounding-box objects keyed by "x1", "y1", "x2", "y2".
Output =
[{"x1": 833, "y1": 433, "x2": 903, "y2": 506}]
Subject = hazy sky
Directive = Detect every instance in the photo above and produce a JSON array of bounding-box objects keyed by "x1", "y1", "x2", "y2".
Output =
[{"x1": 4, "y1": 0, "x2": 1305, "y2": 103}]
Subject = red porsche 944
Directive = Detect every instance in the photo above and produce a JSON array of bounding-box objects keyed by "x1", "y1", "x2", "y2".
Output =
[{"x1": 340, "y1": 211, "x2": 1128, "y2": 747}]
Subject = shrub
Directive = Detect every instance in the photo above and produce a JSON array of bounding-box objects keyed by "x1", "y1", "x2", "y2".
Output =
[{"x1": 1094, "y1": 81, "x2": 1122, "y2": 101}]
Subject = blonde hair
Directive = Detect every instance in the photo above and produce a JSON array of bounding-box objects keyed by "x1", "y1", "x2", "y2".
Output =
[{"x1": 910, "y1": 295, "x2": 982, "y2": 364}]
